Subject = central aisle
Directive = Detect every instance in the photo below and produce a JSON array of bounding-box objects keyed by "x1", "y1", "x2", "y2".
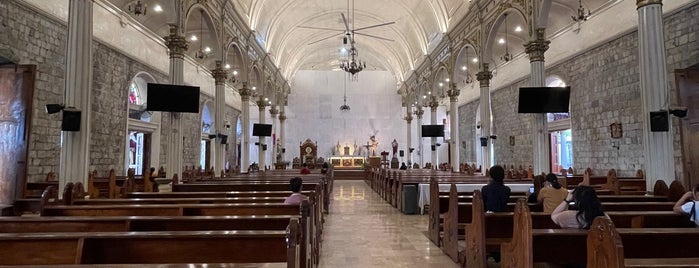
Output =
[{"x1": 319, "y1": 180, "x2": 460, "y2": 268}]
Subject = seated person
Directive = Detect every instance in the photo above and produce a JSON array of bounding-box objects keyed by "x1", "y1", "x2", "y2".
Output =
[
  {"x1": 673, "y1": 184, "x2": 699, "y2": 226},
  {"x1": 149, "y1": 167, "x2": 157, "y2": 178},
  {"x1": 551, "y1": 185, "x2": 605, "y2": 229},
  {"x1": 399, "y1": 162, "x2": 407, "y2": 170},
  {"x1": 537, "y1": 173, "x2": 569, "y2": 213},
  {"x1": 300, "y1": 163, "x2": 311, "y2": 175},
  {"x1": 481, "y1": 165, "x2": 511, "y2": 212},
  {"x1": 527, "y1": 175, "x2": 545, "y2": 204},
  {"x1": 284, "y1": 177, "x2": 308, "y2": 205}
]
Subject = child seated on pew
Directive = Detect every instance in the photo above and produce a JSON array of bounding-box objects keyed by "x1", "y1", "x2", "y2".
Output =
[
  {"x1": 537, "y1": 173, "x2": 569, "y2": 213},
  {"x1": 551, "y1": 185, "x2": 605, "y2": 229},
  {"x1": 284, "y1": 177, "x2": 308, "y2": 205},
  {"x1": 673, "y1": 184, "x2": 699, "y2": 227}
]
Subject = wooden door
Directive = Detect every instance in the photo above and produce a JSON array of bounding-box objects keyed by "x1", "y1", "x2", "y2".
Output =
[
  {"x1": 0, "y1": 65, "x2": 35, "y2": 203},
  {"x1": 676, "y1": 68, "x2": 699, "y2": 188}
]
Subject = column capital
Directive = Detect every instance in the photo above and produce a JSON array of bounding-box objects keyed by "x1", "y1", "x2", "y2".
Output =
[
  {"x1": 240, "y1": 82, "x2": 252, "y2": 101},
  {"x1": 278, "y1": 112, "x2": 287, "y2": 122},
  {"x1": 476, "y1": 63, "x2": 493, "y2": 88},
  {"x1": 447, "y1": 83, "x2": 460, "y2": 102},
  {"x1": 414, "y1": 107, "x2": 424, "y2": 119},
  {"x1": 428, "y1": 97, "x2": 439, "y2": 112},
  {"x1": 637, "y1": 0, "x2": 662, "y2": 8},
  {"x1": 269, "y1": 106, "x2": 279, "y2": 117},
  {"x1": 256, "y1": 99, "x2": 268, "y2": 111},
  {"x1": 164, "y1": 25, "x2": 188, "y2": 58},
  {"x1": 211, "y1": 61, "x2": 228, "y2": 85},
  {"x1": 524, "y1": 28, "x2": 550, "y2": 62},
  {"x1": 404, "y1": 113, "x2": 413, "y2": 123}
]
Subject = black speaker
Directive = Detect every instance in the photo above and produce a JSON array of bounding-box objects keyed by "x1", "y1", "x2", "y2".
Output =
[
  {"x1": 480, "y1": 137, "x2": 488, "y2": 147},
  {"x1": 282, "y1": 148, "x2": 286, "y2": 153},
  {"x1": 399, "y1": 150, "x2": 404, "y2": 157},
  {"x1": 262, "y1": 144, "x2": 268, "y2": 151},
  {"x1": 650, "y1": 111, "x2": 669, "y2": 132},
  {"x1": 219, "y1": 134, "x2": 228, "y2": 144},
  {"x1": 61, "y1": 109, "x2": 81, "y2": 131},
  {"x1": 431, "y1": 145, "x2": 436, "y2": 151}
]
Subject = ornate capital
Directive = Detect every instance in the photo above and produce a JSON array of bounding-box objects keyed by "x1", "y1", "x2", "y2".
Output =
[
  {"x1": 269, "y1": 106, "x2": 279, "y2": 117},
  {"x1": 278, "y1": 112, "x2": 287, "y2": 122},
  {"x1": 637, "y1": 0, "x2": 662, "y2": 8},
  {"x1": 256, "y1": 99, "x2": 267, "y2": 111},
  {"x1": 447, "y1": 83, "x2": 460, "y2": 102},
  {"x1": 414, "y1": 107, "x2": 424, "y2": 119},
  {"x1": 404, "y1": 113, "x2": 413, "y2": 123},
  {"x1": 239, "y1": 82, "x2": 251, "y2": 101},
  {"x1": 524, "y1": 29, "x2": 550, "y2": 62},
  {"x1": 428, "y1": 97, "x2": 439, "y2": 112},
  {"x1": 212, "y1": 61, "x2": 228, "y2": 85},
  {"x1": 476, "y1": 63, "x2": 493, "y2": 88},
  {"x1": 164, "y1": 25, "x2": 188, "y2": 58}
]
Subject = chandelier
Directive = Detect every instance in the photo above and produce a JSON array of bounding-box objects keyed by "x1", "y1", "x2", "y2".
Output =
[
  {"x1": 195, "y1": 10, "x2": 210, "y2": 59},
  {"x1": 340, "y1": 75, "x2": 351, "y2": 112},
  {"x1": 340, "y1": 47, "x2": 365, "y2": 78},
  {"x1": 500, "y1": 13, "x2": 512, "y2": 62},
  {"x1": 128, "y1": 0, "x2": 147, "y2": 16},
  {"x1": 571, "y1": 0, "x2": 591, "y2": 23}
]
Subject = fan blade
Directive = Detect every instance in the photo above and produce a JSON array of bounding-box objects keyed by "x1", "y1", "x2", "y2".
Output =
[
  {"x1": 297, "y1": 25, "x2": 345, "y2": 32},
  {"x1": 341, "y1": 13, "x2": 351, "y2": 33},
  {"x1": 353, "y1": 21, "x2": 395, "y2": 31},
  {"x1": 354, "y1": 32, "x2": 394, "y2": 42},
  {"x1": 307, "y1": 32, "x2": 344, "y2": 45}
]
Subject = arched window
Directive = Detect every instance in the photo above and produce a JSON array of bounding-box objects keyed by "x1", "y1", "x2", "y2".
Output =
[
  {"x1": 545, "y1": 76, "x2": 573, "y2": 173},
  {"x1": 546, "y1": 76, "x2": 569, "y2": 122},
  {"x1": 129, "y1": 82, "x2": 142, "y2": 105}
]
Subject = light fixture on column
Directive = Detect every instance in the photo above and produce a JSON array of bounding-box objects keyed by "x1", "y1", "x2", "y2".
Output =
[
  {"x1": 500, "y1": 13, "x2": 512, "y2": 62},
  {"x1": 127, "y1": 0, "x2": 147, "y2": 16},
  {"x1": 571, "y1": 0, "x2": 591, "y2": 23},
  {"x1": 194, "y1": 10, "x2": 210, "y2": 60},
  {"x1": 340, "y1": 75, "x2": 351, "y2": 112}
]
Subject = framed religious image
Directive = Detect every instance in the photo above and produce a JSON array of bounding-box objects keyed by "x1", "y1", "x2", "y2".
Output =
[
  {"x1": 354, "y1": 158, "x2": 364, "y2": 166},
  {"x1": 610, "y1": 123, "x2": 623, "y2": 139},
  {"x1": 331, "y1": 158, "x2": 341, "y2": 166}
]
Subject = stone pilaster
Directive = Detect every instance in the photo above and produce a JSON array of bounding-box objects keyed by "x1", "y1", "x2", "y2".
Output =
[
  {"x1": 429, "y1": 97, "x2": 439, "y2": 168},
  {"x1": 447, "y1": 84, "x2": 460, "y2": 172},
  {"x1": 525, "y1": 28, "x2": 550, "y2": 174},
  {"x1": 59, "y1": 0, "x2": 93, "y2": 194},
  {"x1": 257, "y1": 98, "x2": 267, "y2": 170},
  {"x1": 637, "y1": 0, "x2": 675, "y2": 188},
  {"x1": 476, "y1": 63, "x2": 493, "y2": 170},
  {"x1": 240, "y1": 83, "x2": 251, "y2": 173},
  {"x1": 405, "y1": 107, "x2": 413, "y2": 167},
  {"x1": 414, "y1": 107, "x2": 424, "y2": 167},
  {"x1": 278, "y1": 110, "x2": 287, "y2": 163},
  {"x1": 164, "y1": 25, "x2": 188, "y2": 182},
  {"x1": 212, "y1": 61, "x2": 228, "y2": 174},
  {"x1": 269, "y1": 106, "x2": 279, "y2": 165}
]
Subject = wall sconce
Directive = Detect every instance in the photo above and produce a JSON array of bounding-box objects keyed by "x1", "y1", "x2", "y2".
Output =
[{"x1": 610, "y1": 122, "x2": 623, "y2": 138}]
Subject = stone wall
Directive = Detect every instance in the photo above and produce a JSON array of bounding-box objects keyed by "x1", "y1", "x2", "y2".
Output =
[
  {"x1": 457, "y1": 100, "x2": 479, "y2": 163},
  {"x1": 1, "y1": 1, "x2": 67, "y2": 182},
  {"x1": 491, "y1": 81, "x2": 534, "y2": 169}
]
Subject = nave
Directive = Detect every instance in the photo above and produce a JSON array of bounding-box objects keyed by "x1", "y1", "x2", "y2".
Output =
[{"x1": 320, "y1": 180, "x2": 458, "y2": 268}]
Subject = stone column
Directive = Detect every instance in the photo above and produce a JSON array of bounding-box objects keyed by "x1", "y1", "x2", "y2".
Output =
[
  {"x1": 239, "y1": 83, "x2": 251, "y2": 173},
  {"x1": 257, "y1": 98, "x2": 267, "y2": 170},
  {"x1": 163, "y1": 25, "x2": 188, "y2": 182},
  {"x1": 525, "y1": 28, "x2": 551, "y2": 174},
  {"x1": 448, "y1": 84, "x2": 460, "y2": 172},
  {"x1": 637, "y1": 0, "x2": 675, "y2": 187},
  {"x1": 405, "y1": 107, "x2": 413, "y2": 167},
  {"x1": 429, "y1": 97, "x2": 439, "y2": 168},
  {"x1": 476, "y1": 64, "x2": 493, "y2": 170},
  {"x1": 212, "y1": 61, "x2": 227, "y2": 175},
  {"x1": 415, "y1": 106, "x2": 424, "y2": 168},
  {"x1": 59, "y1": 0, "x2": 93, "y2": 194},
  {"x1": 279, "y1": 109, "x2": 287, "y2": 163},
  {"x1": 269, "y1": 106, "x2": 279, "y2": 165}
]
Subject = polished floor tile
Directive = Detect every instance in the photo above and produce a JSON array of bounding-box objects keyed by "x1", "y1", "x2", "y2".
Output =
[{"x1": 320, "y1": 180, "x2": 459, "y2": 268}]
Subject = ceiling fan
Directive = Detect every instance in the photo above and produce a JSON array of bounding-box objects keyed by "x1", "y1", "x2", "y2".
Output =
[{"x1": 298, "y1": 0, "x2": 395, "y2": 46}]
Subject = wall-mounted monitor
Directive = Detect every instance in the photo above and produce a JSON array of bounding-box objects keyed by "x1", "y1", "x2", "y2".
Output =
[
  {"x1": 252, "y1": 123, "x2": 273, "y2": 136},
  {"x1": 518, "y1": 86, "x2": 571, "y2": 113},
  {"x1": 146, "y1": 83, "x2": 200, "y2": 113},
  {"x1": 421, "y1": 125, "x2": 444, "y2": 138}
]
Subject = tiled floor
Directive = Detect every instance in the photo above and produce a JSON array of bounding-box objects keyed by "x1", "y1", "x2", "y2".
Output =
[{"x1": 319, "y1": 180, "x2": 460, "y2": 268}]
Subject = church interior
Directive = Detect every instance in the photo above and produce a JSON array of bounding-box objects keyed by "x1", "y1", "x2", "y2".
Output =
[{"x1": 0, "y1": 0, "x2": 698, "y2": 267}]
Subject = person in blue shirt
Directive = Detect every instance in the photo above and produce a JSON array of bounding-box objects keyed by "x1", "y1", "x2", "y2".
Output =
[{"x1": 481, "y1": 165, "x2": 511, "y2": 212}]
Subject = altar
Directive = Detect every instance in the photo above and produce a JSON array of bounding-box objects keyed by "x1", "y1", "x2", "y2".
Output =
[{"x1": 329, "y1": 156, "x2": 365, "y2": 168}]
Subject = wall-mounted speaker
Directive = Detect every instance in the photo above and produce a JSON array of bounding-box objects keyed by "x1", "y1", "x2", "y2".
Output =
[
  {"x1": 219, "y1": 134, "x2": 228, "y2": 144},
  {"x1": 61, "y1": 109, "x2": 81, "y2": 131},
  {"x1": 479, "y1": 137, "x2": 488, "y2": 147},
  {"x1": 650, "y1": 111, "x2": 669, "y2": 132},
  {"x1": 430, "y1": 145, "x2": 436, "y2": 151},
  {"x1": 399, "y1": 150, "x2": 404, "y2": 157}
]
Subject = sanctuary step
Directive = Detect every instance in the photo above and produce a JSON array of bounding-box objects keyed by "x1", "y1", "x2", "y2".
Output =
[{"x1": 333, "y1": 169, "x2": 365, "y2": 180}]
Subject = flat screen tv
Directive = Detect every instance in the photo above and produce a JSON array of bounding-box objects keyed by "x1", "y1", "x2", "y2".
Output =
[
  {"x1": 252, "y1": 123, "x2": 273, "y2": 137},
  {"x1": 421, "y1": 125, "x2": 444, "y2": 138},
  {"x1": 518, "y1": 86, "x2": 571, "y2": 113},
  {"x1": 146, "y1": 83, "x2": 200, "y2": 113}
]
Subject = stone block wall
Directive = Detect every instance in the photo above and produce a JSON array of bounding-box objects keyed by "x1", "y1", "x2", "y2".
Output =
[
  {"x1": 491, "y1": 81, "x2": 534, "y2": 169},
  {"x1": 457, "y1": 100, "x2": 478, "y2": 163}
]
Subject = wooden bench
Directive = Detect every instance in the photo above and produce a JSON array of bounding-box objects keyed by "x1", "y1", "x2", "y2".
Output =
[{"x1": 0, "y1": 219, "x2": 301, "y2": 267}]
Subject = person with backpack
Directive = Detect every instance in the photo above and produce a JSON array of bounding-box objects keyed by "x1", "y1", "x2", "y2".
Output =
[{"x1": 673, "y1": 184, "x2": 699, "y2": 227}]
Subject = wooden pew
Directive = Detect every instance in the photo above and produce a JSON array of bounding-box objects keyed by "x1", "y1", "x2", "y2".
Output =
[
  {"x1": 499, "y1": 199, "x2": 699, "y2": 267},
  {"x1": 0, "y1": 219, "x2": 301, "y2": 267}
]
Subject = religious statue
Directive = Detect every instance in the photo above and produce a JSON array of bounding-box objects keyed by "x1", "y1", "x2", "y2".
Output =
[
  {"x1": 369, "y1": 135, "x2": 379, "y2": 156},
  {"x1": 353, "y1": 141, "x2": 358, "y2": 156},
  {"x1": 391, "y1": 139, "x2": 398, "y2": 157},
  {"x1": 335, "y1": 141, "x2": 341, "y2": 156},
  {"x1": 275, "y1": 139, "x2": 282, "y2": 162}
]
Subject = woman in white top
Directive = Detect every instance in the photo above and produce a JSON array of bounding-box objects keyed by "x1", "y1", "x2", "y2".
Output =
[{"x1": 673, "y1": 184, "x2": 699, "y2": 227}]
